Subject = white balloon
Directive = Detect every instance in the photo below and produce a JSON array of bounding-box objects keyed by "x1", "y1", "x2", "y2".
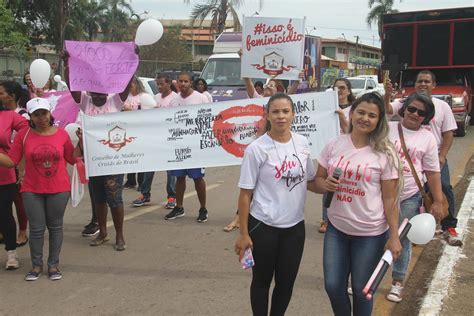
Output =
[
  {"x1": 140, "y1": 93, "x2": 157, "y2": 110},
  {"x1": 64, "y1": 123, "x2": 80, "y2": 146},
  {"x1": 30, "y1": 59, "x2": 51, "y2": 88},
  {"x1": 53, "y1": 75, "x2": 62, "y2": 83},
  {"x1": 407, "y1": 213, "x2": 436, "y2": 245},
  {"x1": 135, "y1": 19, "x2": 164, "y2": 46}
]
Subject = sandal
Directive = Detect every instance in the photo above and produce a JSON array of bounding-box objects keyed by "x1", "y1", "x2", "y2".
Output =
[
  {"x1": 223, "y1": 224, "x2": 239, "y2": 232},
  {"x1": 114, "y1": 243, "x2": 127, "y2": 251},
  {"x1": 89, "y1": 236, "x2": 109, "y2": 246},
  {"x1": 318, "y1": 220, "x2": 328, "y2": 233},
  {"x1": 17, "y1": 237, "x2": 29, "y2": 247}
]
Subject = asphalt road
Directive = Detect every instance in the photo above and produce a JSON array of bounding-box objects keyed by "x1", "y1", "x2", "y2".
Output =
[{"x1": 2, "y1": 129, "x2": 473, "y2": 316}]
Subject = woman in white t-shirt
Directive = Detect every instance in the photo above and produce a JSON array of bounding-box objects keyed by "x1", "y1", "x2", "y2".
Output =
[
  {"x1": 234, "y1": 93, "x2": 317, "y2": 315},
  {"x1": 316, "y1": 93, "x2": 402, "y2": 316},
  {"x1": 385, "y1": 92, "x2": 445, "y2": 303}
]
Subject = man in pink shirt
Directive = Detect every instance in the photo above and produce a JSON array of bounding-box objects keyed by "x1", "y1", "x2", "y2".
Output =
[
  {"x1": 165, "y1": 72, "x2": 209, "y2": 223},
  {"x1": 385, "y1": 70, "x2": 461, "y2": 246},
  {"x1": 132, "y1": 74, "x2": 178, "y2": 208}
]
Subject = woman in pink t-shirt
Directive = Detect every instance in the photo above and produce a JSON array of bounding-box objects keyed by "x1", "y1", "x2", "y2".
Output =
[
  {"x1": 386, "y1": 92, "x2": 445, "y2": 303},
  {"x1": 316, "y1": 93, "x2": 402, "y2": 316},
  {"x1": 0, "y1": 90, "x2": 28, "y2": 270},
  {"x1": 0, "y1": 98, "x2": 78, "y2": 281},
  {"x1": 0, "y1": 81, "x2": 30, "y2": 248},
  {"x1": 62, "y1": 49, "x2": 133, "y2": 246},
  {"x1": 193, "y1": 78, "x2": 213, "y2": 103},
  {"x1": 123, "y1": 76, "x2": 145, "y2": 190}
]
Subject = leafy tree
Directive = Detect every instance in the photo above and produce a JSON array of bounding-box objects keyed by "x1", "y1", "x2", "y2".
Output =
[
  {"x1": 184, "y1": 0, "x2": 263, "y2": 35},
  {"x1": 367, "y1": 0, "x2": 401, "y2": 40},
  {"x1": 0, "y1": 1, "x2": 29, "y2": 49},
  {"x1": 100, "y1": 0, "x2": 135, "y2": 42},
  {"x1": 139, "y1": 25, "x2": 194, "y2": 75}
]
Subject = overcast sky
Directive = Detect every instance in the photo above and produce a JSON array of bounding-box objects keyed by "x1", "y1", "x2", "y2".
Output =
[{"x1": 132, "y1": 0, "x2": 474, "y2": 47}]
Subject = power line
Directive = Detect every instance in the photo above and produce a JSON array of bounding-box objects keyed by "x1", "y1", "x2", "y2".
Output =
[{"x1": 307, "y1": 25, "x2": 379, "y2": 33}]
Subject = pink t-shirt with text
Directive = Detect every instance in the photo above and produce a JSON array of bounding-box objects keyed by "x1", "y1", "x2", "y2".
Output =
[
  {"x1": 154, "y1": 91, "x2": 177, "y2": 108},
  {"x1": 0, "y1": 111, "x2": 28, "y2": 185},
  {"x1": 391, "y1": 97, "x2": 457, "y2": 151},
  {"x1": 169, "y1": 90, "x2": 208, "y2": 107},
  {"x1": 8, "y1": 128, "x2": 75, "y2": 194},
  {"x1": 318, "y1": 134, "x2": 399, "y2": 236},
  {"x1": 79, "y1": 92, "x2": 123, "y2": 116},
  {"x1": 388, "y1": 122, "x2": 439, "y2": 201}
]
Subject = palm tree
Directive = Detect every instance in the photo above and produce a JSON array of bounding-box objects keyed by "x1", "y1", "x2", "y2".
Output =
[
  {"x1": 184, "y1": 0, "x2": 263, "y2": 35},
  {"x1": 101, "y1": 0, "x2": 135, "y2": 41},
  {"x1": 366, "y1": 0, "x2": 401, "y2": 40}
]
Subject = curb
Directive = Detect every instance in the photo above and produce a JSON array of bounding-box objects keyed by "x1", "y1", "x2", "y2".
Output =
[{"x1": 418, "y1": 179, "x2": 474, "y2": 315}]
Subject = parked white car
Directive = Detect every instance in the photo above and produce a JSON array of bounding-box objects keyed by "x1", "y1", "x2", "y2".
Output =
[
  {"x1": 139, "y1": 77, "x2": 158, "y2": 95},
  {"x1": 347, "y1": 76, "x2": 385, "y2": 98}
]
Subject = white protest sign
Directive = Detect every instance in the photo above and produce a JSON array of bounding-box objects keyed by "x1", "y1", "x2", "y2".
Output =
[
  {"x1": 241, "y1": 16, "x2": 305, "y2": 80},
  {"x1": 82, "y1": 91, "x2": 339, "y2": 177}
]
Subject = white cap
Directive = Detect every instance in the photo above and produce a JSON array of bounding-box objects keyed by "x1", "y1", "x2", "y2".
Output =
[{"x1": 27, "y1": 98, "x2": 51, "y2": 114}]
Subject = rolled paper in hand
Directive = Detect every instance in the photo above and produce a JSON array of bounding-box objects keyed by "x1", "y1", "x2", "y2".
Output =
[{"x1": 363, "y1": 218, "x2": 411, "y2": 300}]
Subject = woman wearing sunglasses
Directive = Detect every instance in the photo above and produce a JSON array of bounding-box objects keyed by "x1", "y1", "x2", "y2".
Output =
[{"x1": 385, "y1": 92, "x2": 445, "y2": 302}]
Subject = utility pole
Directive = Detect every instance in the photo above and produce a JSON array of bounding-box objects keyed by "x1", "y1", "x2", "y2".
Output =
[{"x1": 354, "y1": 35, "x2": 360, "y2": 72}]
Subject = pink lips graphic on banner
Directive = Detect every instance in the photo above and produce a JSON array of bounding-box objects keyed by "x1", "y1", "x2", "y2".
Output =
[{"x1": 43, "y1": 91, "x2": 80, "y2": 128}]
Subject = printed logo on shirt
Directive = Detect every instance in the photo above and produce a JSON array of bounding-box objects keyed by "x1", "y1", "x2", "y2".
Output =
[
  {"x1": 274, "y1": 153, "x2": 305, "y2": 191},
  {"x1": 32, "y1": 144, "x2": 60, "y2": 177},
  {"x1": 330, "y1": 155, "x2": 369, "y2": 203},
  {"x1": 393, "y1": 139, "x2": 418, "y2": 174},
  {"x1": 98, "y1": 125, "x2": 136, "y2": 151}
]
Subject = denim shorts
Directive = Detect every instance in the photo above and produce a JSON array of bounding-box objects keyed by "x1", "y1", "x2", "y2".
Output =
[
  {"x1": 88, "y1": 174, "x2": 124, "y2": 208},
  {"x1": 169, "y1": 168, "x2": 205, "y2": 179}
]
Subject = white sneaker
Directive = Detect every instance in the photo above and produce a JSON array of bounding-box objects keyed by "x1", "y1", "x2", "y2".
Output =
[
  {"x1": 386, "y1": 282, "x2": 403, "y2": 302},
  {"x1": 5, "y1": 250, "x2": 19, "y2": 270}
]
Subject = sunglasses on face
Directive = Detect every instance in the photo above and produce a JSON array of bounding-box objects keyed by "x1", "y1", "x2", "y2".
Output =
[{"x1": 406, "y1": 105, "x2": 427, "y2": 117}]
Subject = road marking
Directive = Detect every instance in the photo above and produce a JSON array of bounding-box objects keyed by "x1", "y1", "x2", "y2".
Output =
[
  {"x1": 418, "y1": 179, "x2": 474, "y2": 315},
  {"x1": 106, "y1": 183, "x2": 222, "y2": 227}
]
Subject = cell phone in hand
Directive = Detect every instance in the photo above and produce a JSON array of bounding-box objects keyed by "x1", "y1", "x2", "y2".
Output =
[{"x1": 240, "y1": 248, "x2": 255, "y2": 270}]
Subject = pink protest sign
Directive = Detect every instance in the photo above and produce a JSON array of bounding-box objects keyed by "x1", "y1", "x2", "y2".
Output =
[
  {"x1": 65, "y1": 40, "x2": 139, "y2": 94},
  {"x1": 43, "y1": 91, "x2": 80, "y2": 128}
]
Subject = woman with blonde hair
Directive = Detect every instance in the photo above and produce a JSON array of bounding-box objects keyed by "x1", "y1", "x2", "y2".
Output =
[{"x1": 316, "y1": 93, "x2": 402, "y2": 315}]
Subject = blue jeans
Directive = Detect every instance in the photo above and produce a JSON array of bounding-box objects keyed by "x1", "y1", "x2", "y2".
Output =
[
  {"x1": 439, "y1": 161, "x2": 457, "y2": 229},
  {"x1": 324, "y1": 222, "x2": 388, "y2": 316},
  {"x1": 22, "y1": 192, "x2": 69, "y2": 268},
  {"x1": 166, "y1": 171, "x2": 176, "y2": 199},
  {"x1": 392, "y1": 193, "x2": 421, "y2": 281},
  {"x1": 140, "y1": 172, "x2": 155, "y2": 199}
]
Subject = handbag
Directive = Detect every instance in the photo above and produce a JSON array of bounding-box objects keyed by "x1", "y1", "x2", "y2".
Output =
[
  {"x1": 397, "y1": 123, "x2": 449, "y2": 217},
  {"x1": 71, "y1": 157, "x2": 88, "y2": 207}
]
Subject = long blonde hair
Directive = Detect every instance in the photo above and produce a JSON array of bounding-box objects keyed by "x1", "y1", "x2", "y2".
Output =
[{"x1": 349, "y1": 93, "x2": 404, "y2": 196}]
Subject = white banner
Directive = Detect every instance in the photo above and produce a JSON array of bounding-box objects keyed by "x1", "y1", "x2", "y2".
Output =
[
  {"x1": 82, "y1": 91, "x2": 339, "y2": 177},
  {"x1": 241, "y1": 16, "x2": 305, "y2": 80}
]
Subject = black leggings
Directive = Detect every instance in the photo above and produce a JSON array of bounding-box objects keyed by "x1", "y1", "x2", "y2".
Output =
[
  {"x1": 0, "y1": 183, "x2": 17, "y2": 251},
  {"x1": 249, "y1": 215, "x2": 305, "y2": 316}
]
